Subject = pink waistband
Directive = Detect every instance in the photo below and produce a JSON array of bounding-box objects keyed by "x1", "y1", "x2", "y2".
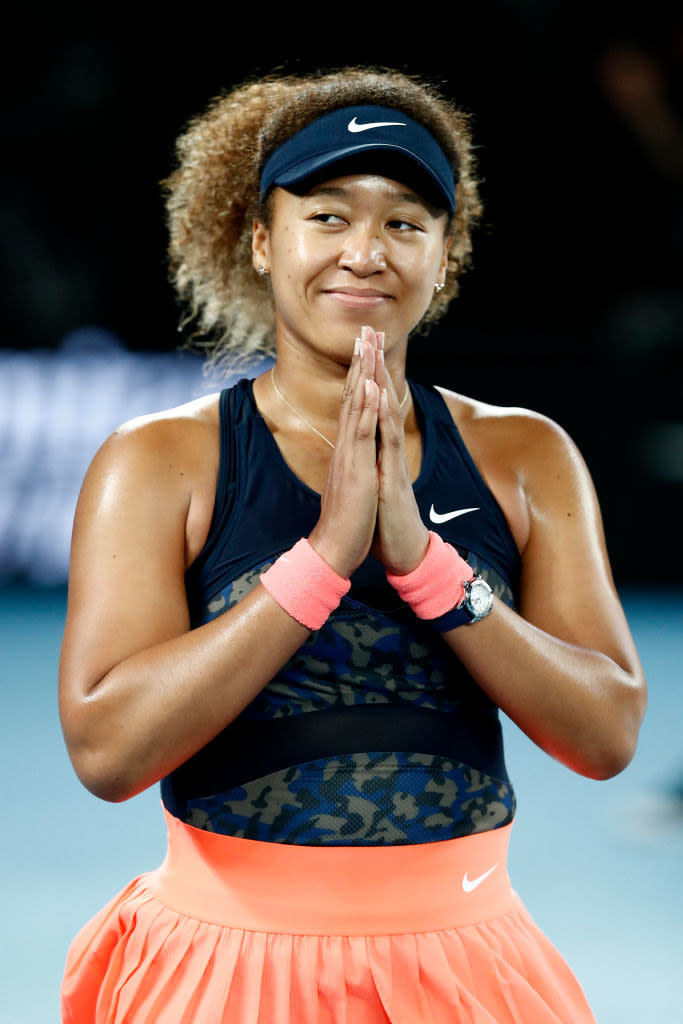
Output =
[{"x1": 147, "y1": 807, "x2": 517, "y2": 935}]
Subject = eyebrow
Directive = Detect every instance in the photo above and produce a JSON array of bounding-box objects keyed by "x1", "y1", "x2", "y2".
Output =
[{"x1": 305, "y1": 184, "x2": 430, "y2": 209}]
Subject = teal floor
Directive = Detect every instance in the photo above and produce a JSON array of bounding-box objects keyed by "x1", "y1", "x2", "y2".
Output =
[{"x1": 1, "y1": 585, "x2": 681, "y2": 1023}]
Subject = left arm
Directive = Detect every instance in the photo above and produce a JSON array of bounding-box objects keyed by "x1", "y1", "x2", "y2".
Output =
[
  {"x1": 438, "y1": 415, "x2": 646, "y2": 780},
  {"x1": 373, "y1": 349, "x2": 646, "y2": 781}
]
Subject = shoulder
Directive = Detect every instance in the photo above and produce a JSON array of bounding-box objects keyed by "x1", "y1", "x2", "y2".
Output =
[
  {"x1": 107, "y1": 392, "x2": 221, "y2": 450},
  {"x1": 78, "y1": 392, "x2": 221, "y2": 519},
  {"x1": 75, "y1": 393, "x2": 223, "y2": 567},
  {"x1": 91, "y1": 393, "x2": 221, "y2": 480},
  {"x1": 432, "y1": 385, "x2": 590, "y2": 552},
  {"x1": 433, "y1": 385, "x2": 582, "y2": 475},
  {"x1": 435, "y1": 384, "x2": 570, "y2": 449}
]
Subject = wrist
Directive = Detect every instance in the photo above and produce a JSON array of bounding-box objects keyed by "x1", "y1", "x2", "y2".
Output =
[
  {"x1": 307, "y1": 529, "x2": 357, "y2": 579},
  {"x1": 383, "y1": 527, "x2": 431, "y2": 577},
  {"x1": 386, "y1": 530, "x2": 475, "y2": 623},
  {"x1": 260, "y1": 538, "x2": 351, "y2": 630}
]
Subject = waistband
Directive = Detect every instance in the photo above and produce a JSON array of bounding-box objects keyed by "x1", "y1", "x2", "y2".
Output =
[{"x1": 147, "y1": 807, "x2": 517, "y2": 935}]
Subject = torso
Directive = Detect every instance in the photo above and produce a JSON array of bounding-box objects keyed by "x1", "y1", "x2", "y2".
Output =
[{"x1": 163, "y1": 375, "x2": 521, "y2": 844}]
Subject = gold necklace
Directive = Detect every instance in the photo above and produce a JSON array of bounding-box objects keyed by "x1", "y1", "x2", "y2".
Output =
[{"x1": 270, "y1": 367, "x2": 410, "y2": 449}]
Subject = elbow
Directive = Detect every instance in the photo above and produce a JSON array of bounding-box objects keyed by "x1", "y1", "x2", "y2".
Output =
[
  {"x1": 583, "y1": 674, "x2": 648, "y2": 781},
  {"x1": 63, "y1": 724, "x2": 146, "y2": 802},
  {"x1": 85, "y1": 773, "x2": 140, "y2": 805},
  {"x1": 70, "y1": 748, "x2": 141, "y2": 803},
  {"x1": 569, "y1": 735, "x2": 638, "y2": 781},
  {"x1": 586, "y1": 743, "x2": 637, "y2": 781},
  {"x1": 60, "y1": 683, "x2": 148, "y2": 803}
]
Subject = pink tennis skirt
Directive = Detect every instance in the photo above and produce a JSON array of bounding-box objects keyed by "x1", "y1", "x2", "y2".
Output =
[{"x1": 61, "y1": 807, "x2": 596, "y2": 1023}]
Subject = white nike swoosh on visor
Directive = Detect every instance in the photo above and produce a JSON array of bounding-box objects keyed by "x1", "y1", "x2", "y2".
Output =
[
  {"x1": 462, "y1": 864, "x2": 497, "y2": 893},
  {"x1": 347, "y1": 117, "x2": 407, "y2": 133},
  {"x1": 429, "y1": 505, "x2": 479, "y2": 524}
]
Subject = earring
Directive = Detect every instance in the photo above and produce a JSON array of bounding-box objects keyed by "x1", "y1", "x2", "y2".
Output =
[
  {"x1": 434, "y1": 282, "x2": 445, "y2": 293},
  {"x1": 257, "y1": 265, "x2": 270, "y2": 277}
]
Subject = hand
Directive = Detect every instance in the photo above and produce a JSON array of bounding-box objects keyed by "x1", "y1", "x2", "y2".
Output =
[
  {"x1": 370, "y1": 328, "x2": 430, "y2": 575},
  {"x1": 308, "y1": 326, "x2": 381, "y2": 578}
]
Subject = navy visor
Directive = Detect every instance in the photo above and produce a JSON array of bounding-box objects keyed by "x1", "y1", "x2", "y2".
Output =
[{"x1": 259, "y1": 105, "x2": 456, "y2": 214}]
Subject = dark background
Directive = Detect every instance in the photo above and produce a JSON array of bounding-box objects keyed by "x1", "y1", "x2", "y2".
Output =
[{"x1": 4, "y1": 1, "x2": 682, "y2": 581}]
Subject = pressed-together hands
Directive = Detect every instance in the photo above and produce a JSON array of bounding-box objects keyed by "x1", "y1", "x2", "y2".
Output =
[{"x1": 309, "y1": 325, "x2": 430, "y2": 579}]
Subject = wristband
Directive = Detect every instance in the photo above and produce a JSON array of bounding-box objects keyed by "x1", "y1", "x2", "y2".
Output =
[
  {"x1": 260, "y1": 538, "x2": 351, "y2": 630},
  {"x1": 386, "y1": 531, "x2": 474, "y2": 620}
]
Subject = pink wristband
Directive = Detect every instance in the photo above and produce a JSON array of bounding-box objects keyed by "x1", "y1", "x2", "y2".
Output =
[
  {"x1": 260, "y1": 538, "x2": 351, "y2": 630},
  {"x1": 386, "y1": 530, "x2": 474, "y2": 619}
]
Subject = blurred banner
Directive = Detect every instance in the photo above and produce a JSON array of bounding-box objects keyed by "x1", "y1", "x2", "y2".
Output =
[
  {"x1": 1, "y1": 323, "x2": 681, "y2": 584},
  {"x1": 2, "y1": 4, "x2": 681, "y2": 584},
  {"x1": 0, "y1": 329, "x2": 264, "y2": 583}
]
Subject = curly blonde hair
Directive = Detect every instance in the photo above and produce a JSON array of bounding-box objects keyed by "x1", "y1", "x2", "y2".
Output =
[{"x1": 164, "y1": 68, "x2": 482, "y2": 372}]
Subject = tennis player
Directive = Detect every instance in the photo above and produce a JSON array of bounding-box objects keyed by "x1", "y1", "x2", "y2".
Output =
[{"x1": 59, "y1": 68, "x2": 646, "y2": 1023}]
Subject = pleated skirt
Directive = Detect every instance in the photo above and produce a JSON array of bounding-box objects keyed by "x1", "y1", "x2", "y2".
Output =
[{"x1": 61, "y1": 807, "x2": 596, "y2": 1023}]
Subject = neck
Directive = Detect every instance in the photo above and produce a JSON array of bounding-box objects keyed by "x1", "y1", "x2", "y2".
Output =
[{"x1": 263, "y1": 325, "x2": 409, "y2": 437}]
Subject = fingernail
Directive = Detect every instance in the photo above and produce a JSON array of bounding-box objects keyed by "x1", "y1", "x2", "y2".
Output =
[
  {"x1": 365, "y1": 378, "x2": 371, "y2": 395},
  {"x1": 377, "y1": 349, "x2": 384, "y2": 364},
  {"x1": 354, "y1": 338, "x2": 361, "y2": 357},
  {"x1": 381, "y1": 387, "x2": 388, "y2": 410},
  {"x1": 361, "y1": 325, "x2": 370, "y2": 342}
]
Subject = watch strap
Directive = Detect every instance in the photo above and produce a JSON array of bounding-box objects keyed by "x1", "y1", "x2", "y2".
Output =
[{"x1": 428, "y1": 601, "x2": 475, "y2": 632}]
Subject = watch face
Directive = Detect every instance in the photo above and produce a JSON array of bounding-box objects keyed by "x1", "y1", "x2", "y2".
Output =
[{"x1": 468, "y1": 579, "x2": 492, "y2": 617}]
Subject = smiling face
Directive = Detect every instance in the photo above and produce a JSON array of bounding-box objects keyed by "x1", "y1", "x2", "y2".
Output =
[{"x1": 252, "y1": 173, "x2": 452, "y2": 364}]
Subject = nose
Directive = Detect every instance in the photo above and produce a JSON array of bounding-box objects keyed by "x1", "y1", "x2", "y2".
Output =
[{"x1": 338, "y1": 227, "x2": 387, "y2": 275}]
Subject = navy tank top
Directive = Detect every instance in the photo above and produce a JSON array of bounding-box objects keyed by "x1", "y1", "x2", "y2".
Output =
[{"x1": 161, "y1": 377, "x2": 521, "y2": 846}]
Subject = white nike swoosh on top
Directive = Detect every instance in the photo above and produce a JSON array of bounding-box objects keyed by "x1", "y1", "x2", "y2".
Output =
[
  {"x1": 429, "y1": 505, "x2": 479, "y2": 524},
  {"x1": 462, "y1": 864, "x2": 497, "y2": 893},
  {"x1": 347, "y1": 117, "x2": 407, "y2": 133}
]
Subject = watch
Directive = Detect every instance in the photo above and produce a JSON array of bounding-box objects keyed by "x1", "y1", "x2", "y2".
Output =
[{"x1": 429, "y1": 575, "x2": 494, "y2": 632}]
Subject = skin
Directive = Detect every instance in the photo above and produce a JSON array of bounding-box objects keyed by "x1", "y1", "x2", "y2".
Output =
[{"x1": 59, "y1": 172, "x2": 646, "y2": 803}]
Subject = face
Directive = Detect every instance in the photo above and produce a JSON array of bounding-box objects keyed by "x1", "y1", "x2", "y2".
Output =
[{"x1": 253, "y1": 173, "x2": 452, "y2": 362}]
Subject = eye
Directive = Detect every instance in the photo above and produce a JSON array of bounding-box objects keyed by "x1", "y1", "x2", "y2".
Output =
[
  {"x1": 387, "y1": 219, "x2": 422, "y2": 233},
  {"x1": 310, "y1": 213, "x2": 346, "y2": 225}
]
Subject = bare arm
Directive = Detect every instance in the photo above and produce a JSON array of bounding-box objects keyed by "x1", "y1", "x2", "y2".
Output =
[
  {"x1": 368, "y1": 336, "x2": 646, "y2": 782},
  {"x1": 441, "y1": 414, "x2": 646, "y2": 779},
  {"x1": 58, "y1": 416, "x2": 310, "y2": 802},
  {"x1": 59, "y1": 349, "x2": 381, "y2": 803}
]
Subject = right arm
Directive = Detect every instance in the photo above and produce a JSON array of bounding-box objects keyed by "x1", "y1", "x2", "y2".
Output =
[
  {"x1": 58, "y1": 414, "x2": 311, "y2": 803},
  {"x1": 59, "y1": 347, "x2": 380, "y2": 803}
]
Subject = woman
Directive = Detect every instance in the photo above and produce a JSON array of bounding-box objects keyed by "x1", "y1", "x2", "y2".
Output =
[{"x1": 59, "y1": 69, "x2": 646, "y2": 1023}]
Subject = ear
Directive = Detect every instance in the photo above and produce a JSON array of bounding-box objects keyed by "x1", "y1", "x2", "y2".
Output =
[
  {"x1": 437, "y1": 234, "x2": 453, "y2": 288},
  {"x1": 252, "y1": 219, "x2": 271, "y2": 274}
]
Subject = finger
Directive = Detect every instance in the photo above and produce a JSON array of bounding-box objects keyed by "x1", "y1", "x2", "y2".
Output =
[
  {"x1": 374, "y1": 345, "x2": 387, "y2": 394},
  {"x1": 377, "y1": 350, "x2": 412, "y2": 485},
  {"x1": 340, "y1": 336, "x2": 363, "y2": 409},
  {"x1": 343, "y1": 329, "x2": 375, "y2": 413},
  {"x1": 360, "y1": 324, "x2": 376, "y2": 379},
  {"x1": 355, "y1": 378, "x2": 380, "y2": 448},
  {"x1": 371, "y1": 344, "x2": 406, "y2": 468},
  {"x1": 375, "y1": 349, "x2": 402, "y2": 414},
  {"x1": 341, "y1": 332, "x2": 375, "y2": 423},
  {"x1": 378, "y1": 383, "x2": 404, "y2": 463},
  {"x1": 337, "y1": 339, "x2": 375, "y2": 451},
  {"x1": 331, "y1": 337, "x2": 363, "y2": 457}
]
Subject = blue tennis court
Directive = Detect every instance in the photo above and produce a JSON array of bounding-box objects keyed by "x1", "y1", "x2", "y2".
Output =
[{"x1": 1, "y1": 584, "x2": 681, "y2": 1024}]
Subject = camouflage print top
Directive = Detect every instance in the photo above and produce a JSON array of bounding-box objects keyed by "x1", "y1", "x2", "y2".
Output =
[{"x1": 162, "y1": 378, "x2": 522, "y2": 846}]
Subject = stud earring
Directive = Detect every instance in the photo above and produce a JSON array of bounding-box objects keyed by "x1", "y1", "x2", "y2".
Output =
[
  {"x1": 434, "y1": 282, "x2": 445, "y2": 292},
  {"x1": 257, "y1": 266, "x2": 270, "y2": 277}
]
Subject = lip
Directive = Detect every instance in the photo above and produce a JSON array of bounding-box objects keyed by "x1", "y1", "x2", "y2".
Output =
[{"x1": 322, "y1": 288, "x2": 392, "y2": 308}]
